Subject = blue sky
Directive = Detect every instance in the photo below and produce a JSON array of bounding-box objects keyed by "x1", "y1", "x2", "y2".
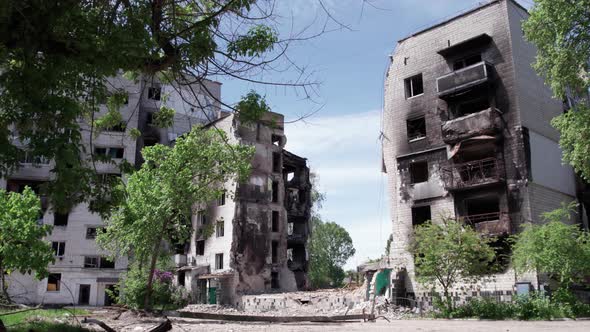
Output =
[{"x1": 218, "y1": 0, "x2": 532, "y2": 269}]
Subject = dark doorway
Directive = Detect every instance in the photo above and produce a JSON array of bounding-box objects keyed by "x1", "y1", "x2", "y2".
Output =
[
  {"x1": 78, "y1": 284, "x2": 91, "y2": 305},
  {"x1": 104, "y1": 285, "x2": 118, "y2": 306}
]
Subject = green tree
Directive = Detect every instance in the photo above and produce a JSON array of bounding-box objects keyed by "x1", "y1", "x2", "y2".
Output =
[
  {"x1": 411, "y1": 218, "x2": 495, "y2": 314},
  {"x1": 308, "y1": 219, "x2": 356, "y2": 288},
  {"x1": 523, "y1": 0, "x2": 590, "y2": 180},
  {"x1": 511, "y1": 202, "x2": 590, "y2": 293},
  {"x1": 0, "y1": 187, "x2": 54, "y2": 302},
  {"x1": 0, "y1": 0, "x2": 319, "y2": 215},
  {"x1": 97, "y1": 126, "x2": 253, "y2": 309}
]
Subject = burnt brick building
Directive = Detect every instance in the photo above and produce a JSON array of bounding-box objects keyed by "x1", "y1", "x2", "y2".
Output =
[{"x1": 382, "y1": 0, "x2": 587, "y2": 303}]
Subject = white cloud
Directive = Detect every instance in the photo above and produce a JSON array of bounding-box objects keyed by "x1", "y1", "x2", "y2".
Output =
[{"x1": 284, "y1": 110, "x2": 390, "y2": 270}]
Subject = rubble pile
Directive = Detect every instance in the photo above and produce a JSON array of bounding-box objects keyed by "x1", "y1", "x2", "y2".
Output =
[{"x1": 181, "y1": 287, "x2": 420, "y2": 320}]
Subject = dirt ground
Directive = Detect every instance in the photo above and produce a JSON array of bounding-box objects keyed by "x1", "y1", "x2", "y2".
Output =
[{"x1": 76, "y1": 308, "x2": 590, "y2": 332}]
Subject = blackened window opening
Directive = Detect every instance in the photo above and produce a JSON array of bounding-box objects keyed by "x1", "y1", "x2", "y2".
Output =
[
  {"x1": 412, "y1": 206, "x2": 431, "y2": 226},
  {"x1": 410, "y1": 161, "x2": 429, "y2": 184},
  {"x1": 407, "y1": 117, "x2": 426, "y2": 141},
  {"x1": 271, "y1": 272, "x2": 280, "y2": 289},
  {"x1": 54, "y1": 212, "x2": 69, "y2": 226},
  {"x1": 453, "y1": 54, "x2": 482, "y2": 70},
  {"x1": 272, "y1": 181, "x2": 279, "y2": 203},
  {"x1": 271, "y1": 241, "x2": 279, "y2": 264},
  {"x1": 272, "y1": 211, "x2": 280, "y2": 232}
]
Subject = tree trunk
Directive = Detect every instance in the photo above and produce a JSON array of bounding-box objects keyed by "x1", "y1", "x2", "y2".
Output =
[
  {"x1": 143, "y1": 219, "x2": 170, "y2": 310},
  {"x1": 0, "y1": 318, "x2": 6, "y2": 332},
  {"x1": 443, "y1": 288, "x2": 452, "y2": 315},
  {"x1": 0, "y1": 259, "x2": 10, "y2": 303}
]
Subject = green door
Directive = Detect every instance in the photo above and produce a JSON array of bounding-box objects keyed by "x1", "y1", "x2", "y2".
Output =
[{"x1": 208, "y1": 287, "x2": 217, "y2": 304}]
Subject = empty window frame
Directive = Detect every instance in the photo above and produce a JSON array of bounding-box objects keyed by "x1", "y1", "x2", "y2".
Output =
[
  {"x1": 271, "y1": 181, "x2": 279, "y2": 203},
  {"x1": 178, "y1": 270, "x2": 186, "y2": 286},
  {"x1": 453, "y1": 96, "x2": 490, "y2": 118},
  {"x1": 271, "y1": 135, "x2": 282, "y2": 146},
  {"x1": 99, "y1": 257, "x2": 115, "y2": 269},
  {"x1": 453, "y1": 54, "x2": 482, "y2": 71},
  {"x1": 84, "y1": 256, "x2": 99, "y2": 268},
  {"x1": 271, "y1": 211, "x2": 280, "y2": 232},
  {"x1": 217, "y1": 191, "x2": 226, "y2": 206},
  {"x1": 54, "y1": 212, "x2": 69, "y2": 226},
  {"x1": 148, "y1": 86, "x2": 162, "y2": 100},
  {"x1": 94, "y1": 147, "x2": 124, "y2": 159},
  {"x1": 464, "y1": 195, "x2": 500, "y2": 223},
  {"x1": 215, "y1": 253, "x2": 224, "y2": 270},
  {"x1": 47, "y1": 273, "x2": 61, "y2": 292},
  {"x1": 196, "y1": 240, "x2": 205, "y2": 255},
  {"x1": 410, "y1": 160, "x2": 429, "y2": 184},
  {"x1": 271, "y1": 271, "x2": 280, "y2": 289},
  {"x1": 146, "y1": 112, "x2": 154, "y2": 125},
  {"x1": 271, "y1": 241, "x2": 279, "y2": 264},
  {"x1": 197, "y1": 210, "x2": 208, "y2": 225},
  {"x1": 215, "y1": 220, "x2": 224, "y2": 237},
  {"x1": 108, "y1": 148, "x2": 124, "y2": 159},
  {"x1": 404, "y1": 74, "x2": 424, "y2": 98},
  {"x1": 86, "y1": 227, "x2": 97, "y2": 239},
  {"x1": 272, "y1": 152, "x2": 281, "y2": 173},
  {"x1": 412, "y1": 205, "x2": 431, "y2": 226},
  {"x1": 52, "y1": 242, "x2": 66, "y2": 257},
  {"x1": 407, "y1": 116, "x2": 426, "y2": 141}
]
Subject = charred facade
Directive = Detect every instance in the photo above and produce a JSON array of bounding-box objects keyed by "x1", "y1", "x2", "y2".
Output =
[
  {"x1": 382, "y1": 0, "x2": 587, "y2": 303},
  {"x1": 175, "y1": 112, "x2": 311, "y2": 306}
]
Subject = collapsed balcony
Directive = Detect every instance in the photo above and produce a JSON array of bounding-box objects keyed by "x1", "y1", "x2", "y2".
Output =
[
  {"x1": 235, "y1": 183, "x2": 269, "y2": 203},
  {"x1": 458, "y1": 212, "x2": 511, "y2": 236},
  {"x1": 437, "y1": 61, "x2": 494, "y2": 98},
  {"x1": 442, "y1": 107, "x2": 503, "y2": 144},
  {"x1": 455, "y1": 193, "x2": 511, "y2": 236},
  {"x1": 287, "y1": 244, "x2": 307, "y2": 271},
  {"x1": 442, "y1": 157, "x2": 504, "y2": 190},
  {"x1": 287, "y1": 220, "x2": 309, "y2": 244},
  {"x1": 283, "y1": 150, "x2": 311, "y2": 217}
]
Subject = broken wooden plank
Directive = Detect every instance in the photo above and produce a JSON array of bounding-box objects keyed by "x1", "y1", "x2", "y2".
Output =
[
  {"x1": 147, "y1": 318, "x2": 172, "y2": 332},
  {"x1": 170, "y1": 311, "x2": 373, "y2": 323},
  {"x1": 82, "y1": 318, "x2": 117, "y2": 332}
]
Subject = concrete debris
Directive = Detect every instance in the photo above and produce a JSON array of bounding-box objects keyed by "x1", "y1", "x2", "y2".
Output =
[{"x1": 180, "y1": 288, "x2": 419, "y2": 320}]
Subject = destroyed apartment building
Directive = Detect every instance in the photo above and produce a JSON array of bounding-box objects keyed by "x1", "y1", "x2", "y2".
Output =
[
  {"x1": 381, "y1": 0, "x2": 589, "y2": 303},
  {"x1": 3, "y1": 74, "x2": 312, "y2": 306},
  {"x1": 174, "y1": 111, "x2": 312, "y2": 306}
]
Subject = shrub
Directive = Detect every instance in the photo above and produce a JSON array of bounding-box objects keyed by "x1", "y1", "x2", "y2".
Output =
[
  {"x1": 442, "y1": 292, "x2": 590, "y2": 320},
  {"x1": 451, "y1": 298, "x2": 515, "y2": 320},
  {"x1": 111, "y1": 263, "x2": 186, "y2": 309}
]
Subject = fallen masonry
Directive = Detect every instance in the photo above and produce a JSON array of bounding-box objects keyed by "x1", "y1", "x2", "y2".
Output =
[{"x1": 178, "y1": 288, "x2": 421, "y2": 321}]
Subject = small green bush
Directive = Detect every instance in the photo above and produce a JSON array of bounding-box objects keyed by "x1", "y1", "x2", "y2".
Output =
[
  {"x1": 111, "y1": 262, "x2": 188, "y2": 309},
  {"x1": 450, "y1": 297, "x2": 515, "y2": 319}
]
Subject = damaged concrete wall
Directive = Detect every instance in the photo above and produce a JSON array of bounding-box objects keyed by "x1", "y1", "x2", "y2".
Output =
[
  {"x1": 382, "y1": 0, "x2": 552, "y2": 301},
  {"x1": 182, "y1": 112, "x2": 311, "y2": 305}
]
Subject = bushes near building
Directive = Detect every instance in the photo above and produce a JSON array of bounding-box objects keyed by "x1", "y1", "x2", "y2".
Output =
[{"x1": 437, "y1": 294, "x2": 590, "y2": 320}]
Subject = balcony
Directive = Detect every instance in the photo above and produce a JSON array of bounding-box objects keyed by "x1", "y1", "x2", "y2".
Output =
[
  {"x1": 442, "y1": 108, "x2": 503, "y2": 144},
  {"x1": 459, "y1": 212, "x2": 511, "y2": 235},
  {"x1": 437, "y1": 62, "x2": 493, "y2": 98},
  {"x1": 236, "y1": 183, "x2": 269, "y2": 203},
  {"x1": 174, "y1": 254, "x2": 187, "y2": 267},
  {"x1": 442, "y1": 157, "x2": 504, "y2": 191}
]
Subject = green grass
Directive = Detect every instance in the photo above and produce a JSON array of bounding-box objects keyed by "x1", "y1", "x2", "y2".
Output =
[
  {"x1": 6, "y1": 322, "x2": 91, "y2": 332},
  {"x1": 0, "y1": 308, "x2": 89, "y2": 328}
]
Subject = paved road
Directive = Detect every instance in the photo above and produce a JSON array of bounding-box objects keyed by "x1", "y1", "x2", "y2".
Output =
[{"x1": 168, "y1": 318, "x2": 590, "y2": 332}]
